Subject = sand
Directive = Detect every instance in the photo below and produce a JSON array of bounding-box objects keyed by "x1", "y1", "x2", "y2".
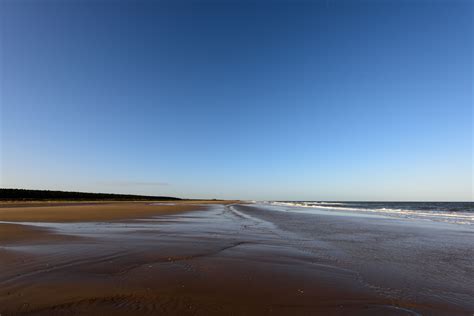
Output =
[
  {"x1": 0, "y1": 200, "x2": 237, "y2": 222},
  {"x1": 0, "y1": 201, "x2": 472, "y2": 315}
]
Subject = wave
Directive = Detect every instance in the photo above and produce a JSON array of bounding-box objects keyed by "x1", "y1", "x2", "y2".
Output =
[{"x1": 265, "y1": 201, "x2": 474, "y2": 226}]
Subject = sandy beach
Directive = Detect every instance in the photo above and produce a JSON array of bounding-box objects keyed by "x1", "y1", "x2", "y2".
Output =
[{"x1": 0, "y1": 201, "x2": 472, "y2": 315}]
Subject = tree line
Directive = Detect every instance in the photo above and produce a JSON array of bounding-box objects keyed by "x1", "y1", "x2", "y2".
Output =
[{"x1": 0, "y1": 188, "x2": 181, "y2": 201}]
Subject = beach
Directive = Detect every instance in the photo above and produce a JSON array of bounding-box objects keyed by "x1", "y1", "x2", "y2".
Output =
[{"x1": 0, "y1": 201, "x2": 472, "y2": 315}]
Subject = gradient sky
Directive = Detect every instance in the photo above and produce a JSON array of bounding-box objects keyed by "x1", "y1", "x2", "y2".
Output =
[{"x1": 1, "y1": 0, "x2": 472, "y2": 201}]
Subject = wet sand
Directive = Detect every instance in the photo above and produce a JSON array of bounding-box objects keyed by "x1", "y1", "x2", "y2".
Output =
[{"x1": 0, "y1": 202, "x2": 472, "y2": 315}]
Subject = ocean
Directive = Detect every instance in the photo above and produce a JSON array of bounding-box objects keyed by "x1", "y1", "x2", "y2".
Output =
[{"x1": 264, "y1": 201, "x2": 474, "y2": 225}]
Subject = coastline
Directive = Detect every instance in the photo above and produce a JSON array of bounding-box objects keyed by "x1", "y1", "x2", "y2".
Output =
[{"x1": 0, "y1": 201, "x2": 472, "y2": 315}]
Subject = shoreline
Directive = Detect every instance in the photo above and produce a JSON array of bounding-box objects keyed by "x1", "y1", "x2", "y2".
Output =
[
  {"x1": 0, "y1": 202, "x2": 472, "y2": 315},
  {"x1": 0, "y1": 199, "x2": 233, "y2": 208}
]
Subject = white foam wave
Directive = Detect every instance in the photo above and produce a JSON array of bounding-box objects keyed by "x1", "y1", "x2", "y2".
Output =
[{"x1": 266, "y1": 202, "x2": 473, "y2": 226}]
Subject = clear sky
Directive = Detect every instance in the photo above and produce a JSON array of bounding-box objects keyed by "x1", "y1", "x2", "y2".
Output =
[{"x1": 1, "y1": 0, "x2": 472, "y2": 201}]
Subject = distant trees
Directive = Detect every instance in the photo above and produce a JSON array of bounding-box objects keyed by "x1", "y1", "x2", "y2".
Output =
[{"x1": 0, "y1": 188, "x2": 181, "y2": 201}]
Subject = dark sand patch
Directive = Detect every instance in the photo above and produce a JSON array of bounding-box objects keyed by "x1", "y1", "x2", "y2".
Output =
[{"x1": 0, "y1": 223, "x2": 83, "y2": 245}]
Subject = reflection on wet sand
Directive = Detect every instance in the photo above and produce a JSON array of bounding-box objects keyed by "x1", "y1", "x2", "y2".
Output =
[{"x1": 0, "y1": 202, "x2": 472, "y2": 315}]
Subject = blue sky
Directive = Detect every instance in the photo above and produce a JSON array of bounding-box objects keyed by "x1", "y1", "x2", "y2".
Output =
[{"x1": 1, "y1": 0, "x2": 472, "y2": 201}]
